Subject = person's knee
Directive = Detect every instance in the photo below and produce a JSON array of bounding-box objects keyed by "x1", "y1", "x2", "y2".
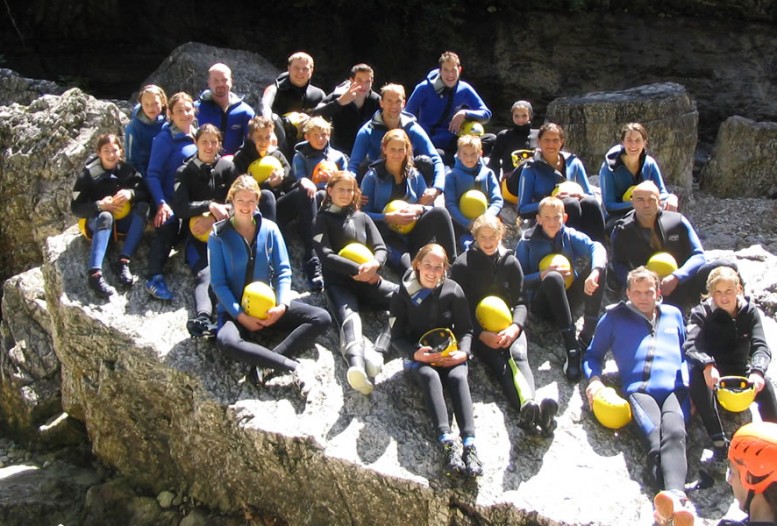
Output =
[
  {"x1": 132, "y1": 201, "x2": 150, "y2": 219},
  {"x1": 95, "y1": 211, "x2": 114, "y2": 230}
]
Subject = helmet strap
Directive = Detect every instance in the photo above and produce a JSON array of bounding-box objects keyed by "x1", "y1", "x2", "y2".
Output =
[{"x1": 745, "y1": 489, "x2": 755, "y2": 516}]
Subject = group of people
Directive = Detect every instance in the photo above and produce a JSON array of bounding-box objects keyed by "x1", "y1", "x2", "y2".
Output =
[{"x1": 68, "y1": 49, "x2": 777, "y2": 524}]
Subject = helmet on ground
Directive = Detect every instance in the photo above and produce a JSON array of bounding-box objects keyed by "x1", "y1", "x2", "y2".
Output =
[
  {"x1": 729, "y1": 421, "x2": 777, "y2": 494},
  {"x1": 551, "y1": 181, "x2": 584, "y2": 198},
  {"x1": 500, "y1": 177, "x2": 518, "y2": 205},
  {"x1": 622, "y1": 185, "x2": 636, "y2": 203},
  {"x1": 476, "y1": 296, "x2": 513, "y2": 332},
  {"x1": 716, "y1": 376, "x2": 756, "y2": 413},
  {"x1": 592, "y1": 387, "x2": 632, "y2": 430},
  {"x1": 459, "y1": 189, "x2": 488, "y2": 220},
  {"x1": 383, "y1": 200, "x2": 416, "y2": 234},
  {"x1": 338, "y1": 242, "x2": 373, "y2": 265},
  {"x1": 113, "y1": 201, "x2": 131, "y2": 220},
  {"x1": 241, "y1": 281, "x2": 276, "y2": 320},
  {"x1": 419, "y1": 328, "x2": 458, "y2": 357},
  {"x1": 311, "y1": 160, "x2": 338, "y2": 185},
  {"x1": 77, "y1": 218, "x2": 92, "y2": 240},
  {"x1": 511, "y1": 149, "x2": 534, "y2": 169},
  {"x1": 646, "y1": 252, "x2": 678, "y2": 279},
  {"x1": 539, "y1": 253, "x2": 574, "y2": 289},
  {"x1": 189, "y1": 213, "x2": 212, "y2": 243},
  {"x1": 459, "y1": 121, "x2": 484, "y2": 137},
  {"x1": 248, "y1": 156, "x2": 283, "y2": 185}
]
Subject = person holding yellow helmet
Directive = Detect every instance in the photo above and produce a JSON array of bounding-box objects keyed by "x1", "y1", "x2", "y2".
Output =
[
  {"x1": 721, "y1": 421, "x2": 777, "y2": 525},
  {"x1": 208, "y1": 175, "x2": 331, "y2": 398},
  {"x1": 390, "y1": 243, "x2": 481, "y2": 478},
  {"x1": 313, "y1": 172, "x2": 397, "y2": 395},
  {"x1": 584, "y1": 266, "x2": 695, "y2": 525},
  {"x1": 450, "y1": 215, "x2": 558, "y2": 437},
  {"x1": 685, "y1": 266, "x2": 777, "y2": 462},
  {"x1": 71, "y1": 133, "x2": 150, "y2": 298}
]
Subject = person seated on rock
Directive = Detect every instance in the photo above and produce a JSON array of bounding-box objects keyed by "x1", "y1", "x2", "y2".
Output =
[
  {"x1": 292, "y1": 116, "x2": 348, "y2": 193},
  {"x1": 125, "y1": 84, "x2": 167, "y2": 177},
  {"x1": 390, "y1": 243, "x2": 482, "y2": 479},
  {"x1": 348, "y1": 83, "x2": 445, "y2": 199},
  {"x1": 685, "y1": 266, "x2": 777, "y2": 462},
  {"x1": 312, "y1": 63, "x2": 380, "y2": 156},
  {"x1": 450, "y1": 214, "x2": 558, "y2": 437},
  {"x1": 71, "y1": 133, "x2": 150, "y2": 298},
  {"x1": 599, "y1": 122, "x2": 679, "y2": 235},
  {"x1": 488, "y1": 100, "x2": 538, "y2": 179},
  {"x1": 721, "y1": 421, "x2": 777, "y2": 526},
  {"x1": 259, "y1": 51, "x2": 326, "y2": 161},
  {"x1": 583, "y1": 266, "x2": 696, "y2": 526},
  {"x1": 360, "y1": 129, "x2": 457, "y2": 272},
  {"x1": 404, "y1": 51, "x2": 494, "y2": 165},
  {"x1": 517, "y1": 123, "x2": 605, "y2": 243},
  {"x1": 609, "y1": 180, "x2": 732, "y2": 313},
  {"x1": 516, "y1": 196, "x2": 607, "y2": 382},
  {"x1": 209, "y1": 175, "x2": 331, "y2": 398},
  {"x1": 172, "y1": 124, "x2": 244, "y2": 338},
  {"x1": 444, "y1": 135, "x2": 503, "y2": 251},
  {"x1": 195, "y1": 63, "x2": 255, "y2": 155},
  {"x1": 234, "y1": 116, "x2": 323, "y2": 291},
  {"x1": 312, "y1": 171, "x2": 396, "y2": 395}
]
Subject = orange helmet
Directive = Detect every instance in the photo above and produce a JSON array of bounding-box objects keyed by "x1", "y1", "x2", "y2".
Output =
[{"x1": 729, "y1": 421, "x2": 777, "y2": 494}]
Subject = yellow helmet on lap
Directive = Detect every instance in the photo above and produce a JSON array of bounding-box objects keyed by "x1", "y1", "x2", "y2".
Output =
[
  {"x1": 338, "y1": 243, "x2": 373, "y2": 265},
  {"x1": 476, "y1": 296, "x2": 513, "y2": 332},
  {"x1": 383, "y1": 200, "x2": 417, "y2": 234},
  {"x1": 241, "y1": 281, "x2": 276, "y2": 320},
  {"x1": 716, "y1": 376, "x2": 756, "y2": 413},
  {"x1": 248, "y1": 156, "x2": 283, "y2": 185},
  {"x1": 539, "y1": 253, "x2": 574, "y2": 289},
  {"x1": 459, "y1": 189, "x2": 488, "y2": 220},
  {"x1": 593, "y1": 387, "x2": 632, "y2": 430},
  {"x1": 419, "y1": 328, "x2": 458, "y2": 357}
]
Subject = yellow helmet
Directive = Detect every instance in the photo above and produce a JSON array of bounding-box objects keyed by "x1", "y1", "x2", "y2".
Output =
[
  {"x1": 283, "y1": 111, "x2": 309, "y2": 141},
  {"x1": 510, "y1": 149, "x2": 533, "y2": 169},
  {"x1": 593, "y1": 387, "x2": 632, "y2": 430},
  {"x1": 241, "y1": 281, "x2": 276, "y2": 320},
  {"x1": 551, "y1": 181, "x2": 584, "y2": 198},
  {"x1": 77, "y1": 218, "x2": 92, "y2": 240},
  {"x1": 248, "y1": 156, "x2": 283, "y2": 185},
  {"x1": 500, "y1": 177, "x2": 518, "y2": 205},
  {"x1": 622, "y1": 185, "x2": 636, "y2": 203},
  {"x1": 459, "y1": 121, "x2": 484, "y2": 137},
  {"x1": 539, "y1": 253, "x2": 574, "y2": 289},
  {"x1": 716, "y1": 376, "x2": 756, "y2": 413},
  {"x1": 189, "y1": 213, "x2": 212, "y2": 243},
  {"x1": 382, "y1": 200, "x2": 417, "y2": 234},
  {"x1": 338, "y1": 242, "x2": 373, "y2": 265},
  {"x1": 646, "y1": 252, "x2": 678, "y2": 279},
  {"x1": 459, "y1": 189, "x2": 488, "y2": 220},
  {"x1": 113, "y1": 200, "x2": 131, "y2": 220},
  {"x1": 475, "y1": 296, "x2": 513, "y2": 332},
  {"x1": 419, "y1": 328, "x2": 458, "y2": 357}
]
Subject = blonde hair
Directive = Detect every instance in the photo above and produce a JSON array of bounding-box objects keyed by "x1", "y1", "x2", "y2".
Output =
[
  {"x1": 137, "y1": 85, "x2": 168, "y2": 113},
  {"x1": 288, "y1": 52, "x2": 314, "y2": 67},
  {"x1": 248, "y1": 116, "x2": 274, "y2": 135},
  {"x1": 412, "y1": 243, "x2": 450, "y2": 278},
  {"x1": 471, "y1": 214, "x2": 504, "y2": 238},
  {"x1": 537, "y1": 196, "x2": 565, "y2": 214},
  {"x1": 705, "y1": 266, "x2": 742, "y2": 296},
  {"x1": 227, "y1": 175, "x2": 262, "y2": 203},
  {"x1": 380, "y1": 83, "x2": 405, "y2": 101},
  {"x1": 303, "y1": 116, "x2": 332, "y2": 135},
  {"x1": 457, "y1": 134, "x2": 482, "y2": 153}
]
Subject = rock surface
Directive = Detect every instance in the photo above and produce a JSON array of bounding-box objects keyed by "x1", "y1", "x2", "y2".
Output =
[
  {"x1": 546, "y1": 82, "x2": 697, "y2": 195},
  {"x1": 699, "y1": 115, "x2": 777, "y2": 197},
  {"x1": 0, "y1": 88, "x2": 126, "y2": 283},
  {"x1": 20, "y1": 214, "x2": 773, "y2": 525},
  {"x1": 0, "y1": 68, "x2": 65, "y2": 107},
  {"x1": 137, "y1": 42, "x2": 280, "y2": 110}
]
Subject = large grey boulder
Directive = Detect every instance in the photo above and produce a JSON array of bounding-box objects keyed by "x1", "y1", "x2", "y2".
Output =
[
  {"x1": 0, "y1": 88, "x2": 126, "y2": 283},
  {"x1": 546, "y1": 83, "x2": 697, "y2": 195},
  {"x1": 28, "y1": 220, "x2": 777, "y2": 525},
  {"x1": 0, "y1": 69, "x2": 65, "y2": 107},
  {"x1": 136, "y1": 42, "x2": 281, "y2": 110},
  {"x1": 699, "y1": 116, "x2": 777, "y2": 197}
]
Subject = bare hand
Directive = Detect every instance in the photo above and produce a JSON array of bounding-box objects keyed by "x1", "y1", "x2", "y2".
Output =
[
  {"x1": 237, "y1": 312, "x2": 265, "y2": 332},
  {"x1": 300, "y1": 178, "x2": 317, "y2": 198},
  {"x1": 431, "y1": 350, "x2": 468, "y2": 368},
  {"x1": 661, "y1": 274, "x2": 679, "y2": 296},
  {"x1": 112, "y1": 189, "x2": 132, "y2": 204},
  {"x1": 584, "y1": 269, "x2": 601, "y2": 296},
  {"x1": 496, "y1": 324, "x2": 521, "y2": 348},
  {"x1": 703, "y1": 365, "x2": 720, "y2": 390},
  {"x1": 256, "y1": 304, "x2": 286, "y2": 328},
  {"x1": 541, "y1": 265, "x2": 572, "y2": 280},
  {"x1": 154, "y1": 203, "x2": 173, "y2": 228},
  {"x1": 749, "y1": 372, "x2": 765, "y2": 393},
  {"x1": 268, "y1": 170, "x2": 284, "y2": 188},
  {"x1": 353, "y1": 259, "x2": 380, "y2": 283},
  {"x1": 664, "y1": 194, "x2": 679, "y2": 212},
  {"x1": 448, "y1": 111, "x2": 467, "y2": 134},
  {"x1": 208, "y1": 202, "x2": 231, "y2": 221},
  {"x1": 191, "y1": 214, "x2": 216, "y2": 237},
  {"x1": 337, "y1": 81, "x2": 365, "y2": 106},
  {"x1": 418, "y1": 188, "x2": 440, "y2": 206},
  {"x1": 586, "y1": 378, "x2": 605, "y2": 407}
]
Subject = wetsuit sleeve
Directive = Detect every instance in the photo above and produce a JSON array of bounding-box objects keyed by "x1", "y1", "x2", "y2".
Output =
[
  {"x1": 348, "y1": 128, "x2": 369, "y2": 173},
  {"x1": 508, "y1": 257, "x2": 528, "y2": 328},
  {"x1": 673, "y1": 217, "x2": 706, "y2": 283},
  {"x1": 683, "y1": 305, "x2": 715, "y2": 369},
  {"x1": 311, "y1": 91, "x2": 341, "y2": 119},
  {"x1": 312, "y1": 214, "x2": 361, "y2": 277},
  {"x1": 486, "y1": 168, "x2": 504, "y2": 215},
  {"x1": 583, "y1": 310, "x2": 614, "y2": 379},
  {"x1": 124, "y1": 164, "x2": 150, "y2": 204},
  {"x1": 360, "y1": 169, "x2": 384, "y2": 223},
  {"x1": 488, "y1": 132, "x2": 505, "y2": 175},
  {"x1": 451, "y1": 282, "x2": 473, "y2": 357},
  {"x1": 269, "y1": 225, "x2": 293, "y2": 307},
  {"x1": 517, "y1": 165, "x2": 539, "y2": 217},
  {"x1": 409, "y1": 126, "x2": 445, "y2": 190},
  {"x1": 71, "y1": 168, "x2": 99, "y2": 218},
  {"x1": 600, "y1": 162, "x2": 630, "y2": 215},
  {"x1": 260, "y1": 84, "x2": 277, "y2": 119},
  {"x1": 208, "y1": 234, "x2": 242, "y2": 319},
  {"x1": 172, "y1": 163, "x2": 208, "y2": 219},
  {"x1": 364, "y1": 214, "x2": 388, "y2": 267},
  {"x1": 569, "y1": 157, "x2": 592, "y2": 195},
  {"x1": 748, "y1": 307, "x2": 771, "y2": 376},
  {"x1": 516, "y1": 237, "x2": 541, "y2": 289},
  {"x1": 146, "y1": 134, "x2": 172, "y2": 208},
  {"x1": 444, "y1": 171, "x2": 469, "y2": 229},
  {"x1": 609, "y1": 225, "x2": 630, "y2": 286},
  {"x1": 390, "y1": 292, "x2": 417, "y2": 360}
]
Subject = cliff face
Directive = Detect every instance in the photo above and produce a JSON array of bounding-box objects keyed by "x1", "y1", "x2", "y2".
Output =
[{"x1": 2, "y1": 4, "x2": 776, "y2": 141}]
